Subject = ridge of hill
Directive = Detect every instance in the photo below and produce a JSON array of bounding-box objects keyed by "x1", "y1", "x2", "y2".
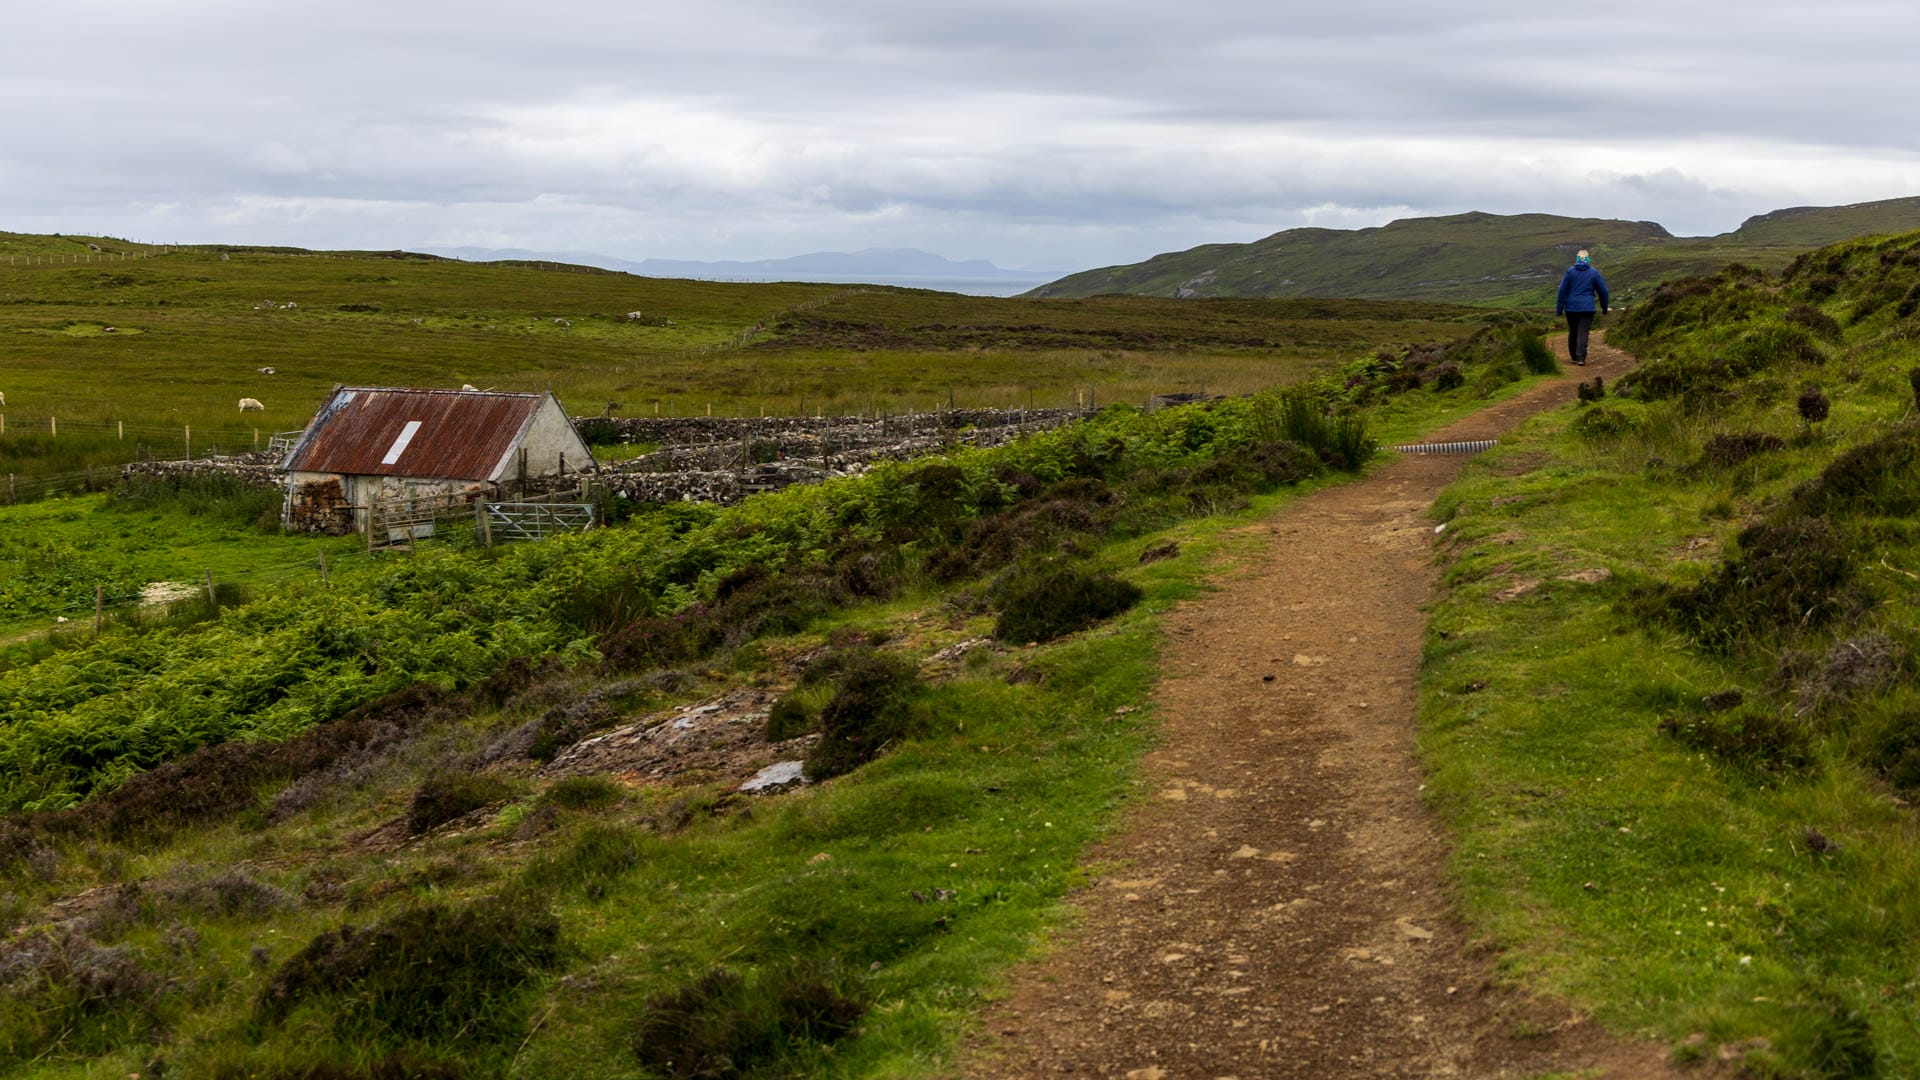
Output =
[{"x1": 1027, "y1": 197, "x2": 1920, "y2": 307}]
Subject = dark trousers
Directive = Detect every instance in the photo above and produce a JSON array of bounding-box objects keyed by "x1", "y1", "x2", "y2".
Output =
[{"x1": 1565, "y1": 311, "x2": 1595, "y2": 362}]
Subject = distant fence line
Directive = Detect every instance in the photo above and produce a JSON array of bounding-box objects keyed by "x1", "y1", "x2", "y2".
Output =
[
  {"x1": 0, "y1": 413, "x2": 281, "y2": 450},
  {"x1": 2, "y1": 247, "x2": 185, "y2": 267}
]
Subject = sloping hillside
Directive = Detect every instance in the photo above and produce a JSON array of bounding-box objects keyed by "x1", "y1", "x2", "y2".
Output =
[
  {"x1": 1420, "y1": 228, "x2": 1920, "y2": 1073},
  {"x1": 1029, "y1": 197, "x2": 1920, "y2": 307}
]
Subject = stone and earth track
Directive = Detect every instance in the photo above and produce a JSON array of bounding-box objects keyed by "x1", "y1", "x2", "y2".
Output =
[{"x1": 967, "y1": 338, "x2": 1698, "y2": 1078}]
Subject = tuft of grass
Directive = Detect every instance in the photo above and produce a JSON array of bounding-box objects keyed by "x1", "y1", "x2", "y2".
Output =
[{"x1": 1518, "y1": 332, "x2": 1559, "y2": 374}]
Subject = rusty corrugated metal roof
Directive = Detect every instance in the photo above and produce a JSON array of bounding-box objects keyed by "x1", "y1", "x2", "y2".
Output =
[{"x1": 283, "y1": 387, "x2": 544, "y2": 481}]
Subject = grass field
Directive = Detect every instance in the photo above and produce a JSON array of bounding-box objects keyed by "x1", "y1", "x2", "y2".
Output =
[{"x1": 0, "y1": 232, "x2": 1493, "y2": 485}]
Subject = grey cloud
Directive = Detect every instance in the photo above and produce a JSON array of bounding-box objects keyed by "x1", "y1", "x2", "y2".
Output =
[{"x1": 2, "y1": 1, "x2": 1917, "y2": 268}]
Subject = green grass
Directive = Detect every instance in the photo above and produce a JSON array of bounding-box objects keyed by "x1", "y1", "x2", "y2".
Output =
[
  {"x1": 1419, "y1": 229, "x2": 1920, "y2": 1076},
  {"x1": 0, "y1": 336, "x2": 1559, "y2": 1076},
  {"x1": 0, "y1": 234, "x2": 1493, "y2": 484},
  {"x1": 0, "y1": 486, "x2": 364, "y2": 639}
]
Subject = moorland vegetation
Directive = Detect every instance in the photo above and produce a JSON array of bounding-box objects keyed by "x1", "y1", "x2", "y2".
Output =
[
  {"x1": 0, "y1": 311, "x2": 1556, "y2": 1076},
  {"x1": 1423, "y1": 229, "x2": 1920, "y2": 1075}
]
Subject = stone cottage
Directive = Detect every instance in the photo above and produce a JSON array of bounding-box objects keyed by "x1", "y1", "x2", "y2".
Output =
[{"x1": 279, "y1": 386, "x2": 595, "y2": 535}]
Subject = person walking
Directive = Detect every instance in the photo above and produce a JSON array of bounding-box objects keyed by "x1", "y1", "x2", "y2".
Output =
[{"x1": 1555, "y1": 249, "x2": 1610, "y2": 366}]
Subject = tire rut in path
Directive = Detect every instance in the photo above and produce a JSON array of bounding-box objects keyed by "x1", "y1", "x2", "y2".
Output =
[{"x1": 970, "y1": 339, "x2": 1685, "y2": 1078}]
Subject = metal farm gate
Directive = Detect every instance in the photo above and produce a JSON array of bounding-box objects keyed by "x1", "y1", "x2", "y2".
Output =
[{"x1": 479, "y1": 501, "x2": 595, "y2": 544}]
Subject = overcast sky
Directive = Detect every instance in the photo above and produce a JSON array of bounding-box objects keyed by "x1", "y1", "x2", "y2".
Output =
[{"x1": 3, "y1": 0, "x2": 1916, "y2": 272}]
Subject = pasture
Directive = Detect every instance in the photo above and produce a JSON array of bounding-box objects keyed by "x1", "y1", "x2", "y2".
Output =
[{"x1": 0, "y1": 234, "x2": 1490, "y2": 484}]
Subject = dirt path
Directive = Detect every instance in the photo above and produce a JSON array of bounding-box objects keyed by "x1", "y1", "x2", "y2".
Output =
[{"x1": 969, "y1": 337, "x2": 1685, "y2": 1078}]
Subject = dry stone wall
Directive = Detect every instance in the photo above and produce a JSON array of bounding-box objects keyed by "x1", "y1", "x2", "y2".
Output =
[
  {"x1": 121, "y1": 454, "x2": 283, "y2": 490},
  {"x1": 114, "y1": 408, "x2": 1098, "y2": 520},
  {"x1": 573, "y1": 407, "x2": 1085, "y2": 448}
]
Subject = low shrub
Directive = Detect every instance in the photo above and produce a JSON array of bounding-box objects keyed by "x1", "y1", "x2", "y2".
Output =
[
  {"x1": 1658, "y1": 705, "x2": 1815, "y2": 777},
  {"x1": 1780, "y1": 633, "x2": 1911, "y2": 716},
  {"x1": 926, "y1": 484, "x2": 1111, "y2": 583},
  {"x1": 631, "y1": 964, "x2": 865, "y2": 1080},
  {"x1": 258, "y1": 892, "x2": 565, "y2": 1043},
  {"x1": 803, "y1": 651, "x2": 921, "y2": 781},
  {"x1": 1788, "y1": 424, "x2": 1920, "y2": 518},
  {"x1": 992, "y1": 565, "x2": 1144, "y2": 645},
  {"x1": 1797, "y1": 385, "x2": 1832, "y2": 425},
  {"x1": 0, "y1": 930, "x2": 164, "y2": 1064},
  {"x1": 157, "y1": 867, "x2": 295, "y2": 919},
  {"x1": 1667, "y1": 517, "x2": 1862, "y2": 649},
  {"x1": 1570, "y1": 404, "x2": 1644, "y2": 441},
  {"x1": 406, "y1": 771, "x2": 515, "y2": 835},
  {"x1": 1700, "y1": 432, "x2": 1786, "y2": 468},
  {"x1": 25, "y1": 682, "x2": 458, "y2": 841},
  {"x1": 1785, "y1": 303, "x2": 1843, "y2": 341}
]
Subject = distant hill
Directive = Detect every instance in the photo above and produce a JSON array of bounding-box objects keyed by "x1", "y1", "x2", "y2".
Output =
[
  {"x1": 428, "y1": 245, "x2": 1060, "y2": 296},
  {"x1": 1027, "y1": 197, "x2": 1920, "y2": 307}
]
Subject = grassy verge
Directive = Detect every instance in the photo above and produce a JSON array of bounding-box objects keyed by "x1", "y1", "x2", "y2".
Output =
[{"x1": 1420, "y1": 231, "x2": 1920, "y2": 1076}]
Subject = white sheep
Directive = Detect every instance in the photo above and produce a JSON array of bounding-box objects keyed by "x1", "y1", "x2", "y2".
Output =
[
  {"x1": 461, "y1": 383, "x2": 479, "y2": 392},
  {"x1": 239, "y1": 397, "x2": 265, "y2": 411},
  {"x1": 257, "y1": 366, "x2": 276, "y2": 375},
  {"x1": 0, "y1": 391, "x2": 7, "y2": 406},
  {"x1": 552, "y1": 317, "x2": 571, "y2": 328}
]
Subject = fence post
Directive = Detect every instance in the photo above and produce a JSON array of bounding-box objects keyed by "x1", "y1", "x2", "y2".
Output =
[
  {"x1": 95, "y1": 585, "x2": 104, "y2": 635},
  {"x1": 51, "y1": 416, "x2": 56, "y2": 437},
  {"x1": 204, "y1": 569, "x2": 217, "y2": 610},
  {"x1": 185, "y1": 425, "x2": 191, "y2": 459},
  {"x1": 118, "y1": 420, "x2": 123, "y2": 440},
  {"x1": 476, "y1": 500, "x2": 492, "y2": 550},
  {"x1": 317, "y1": 546, "x2": 329, "y2": 588}
]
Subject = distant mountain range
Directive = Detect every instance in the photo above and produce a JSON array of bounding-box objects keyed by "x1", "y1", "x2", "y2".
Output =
[
  {"x1": 1026, "y1": 197, "x2": 1920, "y2": 307},
  {"x1": 424, "y1": 246, "x2": 1061, "y2": 296}
]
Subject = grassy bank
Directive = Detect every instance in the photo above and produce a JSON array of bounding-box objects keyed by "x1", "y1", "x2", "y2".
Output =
[{"x1": 1422, "y1": 230, "x2": 1920, "y2": 1075}]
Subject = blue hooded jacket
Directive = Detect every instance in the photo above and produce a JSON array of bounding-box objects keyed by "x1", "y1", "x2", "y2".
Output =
[{"x1": 1556, "y1": 263, "x2": 1610, "y2": 315}]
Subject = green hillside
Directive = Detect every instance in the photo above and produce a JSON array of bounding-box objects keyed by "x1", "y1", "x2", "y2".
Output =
[
  {"x1": 1029, "y1": 197, "x2": 1920, "y2": 307},
  {"x1": 1422, "y1": 229, "x2": 1920, "y2": 1073},
  {"x1": 0, "y1": 234, "x2": 1491, "y2": 487}
]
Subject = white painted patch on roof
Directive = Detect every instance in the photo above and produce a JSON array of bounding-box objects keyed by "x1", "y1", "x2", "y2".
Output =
[{"x1": 381, "y1": 420, "x2": 423, "y2": 465}]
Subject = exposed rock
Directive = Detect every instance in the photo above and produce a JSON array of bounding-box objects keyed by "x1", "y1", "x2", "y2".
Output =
[{"x1": 739, "y1": 761, "x2": 808, "y2": 793}]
